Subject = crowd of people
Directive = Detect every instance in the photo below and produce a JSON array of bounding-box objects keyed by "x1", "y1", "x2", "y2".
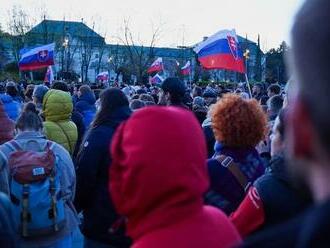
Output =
[{"x1": 0, "y1": 0, "x2": 330, "y2": 247}]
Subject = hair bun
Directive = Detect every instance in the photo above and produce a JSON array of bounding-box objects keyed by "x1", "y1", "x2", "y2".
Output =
[{"x1": 23, "y1": 102, "x2": 39, "y2": 114}]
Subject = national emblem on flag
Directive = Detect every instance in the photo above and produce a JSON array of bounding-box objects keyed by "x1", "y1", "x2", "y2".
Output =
[
  {"x1": 194, "y1": 29, "x2": 245, "y2": 73},
  {"x1": 19, "y1": 43, "x2": 55, "y2": 71}
]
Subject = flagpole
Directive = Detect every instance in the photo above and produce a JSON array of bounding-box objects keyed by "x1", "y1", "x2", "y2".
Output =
[{"x1": 245, "y1": 73, "x2": 252, "y2": 98}]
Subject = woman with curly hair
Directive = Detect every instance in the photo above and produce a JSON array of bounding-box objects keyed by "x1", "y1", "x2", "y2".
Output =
[{"x1": 206, "y1": 94, "x2": 267, "y2": 215}]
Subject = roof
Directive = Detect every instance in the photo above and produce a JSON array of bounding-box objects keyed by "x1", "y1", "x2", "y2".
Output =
[
  {"x1": 106, "y1": 44, "x2": 193, "y2": 59},
  {"x1": 28, "y1": 20, "x2": 103, "y2": 39}
]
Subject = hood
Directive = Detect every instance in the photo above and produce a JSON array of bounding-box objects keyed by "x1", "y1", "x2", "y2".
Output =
[
  {"x1": 0, "y1": 94, "x2": 13, "y2": 104},
  {"x1": 106, "y1": 106, "x2": 131, "y2": 127},
  {"x1": 109, "y1": 106, "x2": 209, "y2": 240},
  {"x1": 79, "y1": 91, "x2": 96, "y2": 105},
  {"x1": 43, "y1": 89, "x2": 73, "y2": 122}
]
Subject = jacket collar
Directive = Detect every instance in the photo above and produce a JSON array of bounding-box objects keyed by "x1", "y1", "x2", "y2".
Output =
[{"x1": 15, "y1": 131, "x2": 46, "y2": 140}]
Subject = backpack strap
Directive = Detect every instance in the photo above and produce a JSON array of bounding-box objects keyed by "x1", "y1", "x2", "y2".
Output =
[
  {"x1": 21, "y1": 184, "x2": 31, "y2": 237},
  {"x1": 215, "y1": 155, "x2": 251, "y2": 192},
  {"x1": 7, "y1": 140, "x2": 22, "y2": 151},
  {"x1": 0, "y1": 140, "x2": 22, "y2": 165},
  {"x1": 53, "y1": 122, "x2": 73, "y2": 154},
  {"x1": 49, "y1": 170, "x2": 59, "y2": 232}
]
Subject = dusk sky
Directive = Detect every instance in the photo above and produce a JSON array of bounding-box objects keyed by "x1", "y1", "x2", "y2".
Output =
[{"x1": 0, "y1": 0, "x2": 304, "y2": 51}]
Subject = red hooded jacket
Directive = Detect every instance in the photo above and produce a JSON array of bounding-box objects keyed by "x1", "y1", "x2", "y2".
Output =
[
  {"x1": 109, "y1": 106, "x2": 241, "y2": 248},
  {"x1": 0, "y1": 100, "x2": 15, "y2": 145}
]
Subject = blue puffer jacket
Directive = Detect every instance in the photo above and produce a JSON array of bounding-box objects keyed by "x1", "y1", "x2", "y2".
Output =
[
  {"x1": 75, "y1": 92, "x2": 96, "y2": 129},
  {"x1": 0, "y1": 94, "x2": 21, "y2": 121}
]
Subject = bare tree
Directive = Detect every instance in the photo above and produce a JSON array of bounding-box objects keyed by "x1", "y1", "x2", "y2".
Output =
[
  {"x1": 7, "y1": 5, "x2": 36, "y2": 62},
  {"x1": 117, "y1": 18, "x2": 162, "y2": 83},
  {"x1": 95, "y1": 35, "x2": 107, "y2": 75}
]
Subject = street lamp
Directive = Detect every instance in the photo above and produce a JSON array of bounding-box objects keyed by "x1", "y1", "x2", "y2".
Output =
[
  {"x1": 243, "y1": 49, "x2": 250, "y2": 79},
  {"x1": 62, "y1": 36, "x2": 70, "y2": 73}
]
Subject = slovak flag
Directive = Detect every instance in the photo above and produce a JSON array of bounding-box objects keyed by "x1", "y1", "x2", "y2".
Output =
[
  {"x1": 194, "y1": 29, "x2": 245, "y2": 73},
  {"x1": 147, "y1": 57, "x2": 163, "y2": 74},
  {"x1": 150, "y1": 73, "x2": 164, "y2": 84},
  {"x1": 19, "y1": 43, "x2": 55, "y2": 71},
  {"x1": 181, "y1": 61, "x2": 191, "y2": 75},
  {"x1": 96, "y1": 71, "x2": 109, "y2": 81},
  {"x1": 44, "y1": 66, "x2": 54, "y2": 83}
]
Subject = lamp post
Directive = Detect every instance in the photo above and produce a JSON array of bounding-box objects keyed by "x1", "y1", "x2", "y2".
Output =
[
  {"x1": 243, "y1": 49, "x2": 250, "y2": 79},
  {"x1": 243, "y1": 49, "x2": 252, "y2": 98},
  {"x1": 62, "y1": 37, "x2": 69, "y2": 74},
  {"x1": 108, "y1": 56, "x2": 114, "y2": 83}
]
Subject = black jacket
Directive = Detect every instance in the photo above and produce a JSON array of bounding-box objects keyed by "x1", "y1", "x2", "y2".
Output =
[
  {"x1": 71, "y1": 110, "x2": 85, "y2": 160},
  {"x1": 243, "y1": 200, "x2": 330, "y2": 248},
  {"x1": 254, "y1": 155, "x2": 311, "y2": 229},
  {"x1": 74, "y1": 106, "x2": 131, "y2": 246}
]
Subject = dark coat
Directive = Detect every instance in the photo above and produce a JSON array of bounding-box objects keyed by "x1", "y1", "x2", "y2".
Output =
[
  {"x1": 0, "y1": 102, "x2": 15, "y2": 145},
  {"x1": 74, "y1": 106, "x2": 131, "y2": 246},
  {"x1": 254, "y1": 155, "x2": 311, "y2": 228},
  {"x1": 71, "y1": 110, "x2": 85, "y2": 160},
  {"x1": 242, "y1": 199, "x2": 330, "y2": 248},
  {"x1": 206, "y1": 144, "x2": 265, "y2": 214}
]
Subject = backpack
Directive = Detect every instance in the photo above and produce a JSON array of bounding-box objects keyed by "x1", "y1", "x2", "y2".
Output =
[{"x1": 7, "y1": 140, "x2": 66, "y2": 238}]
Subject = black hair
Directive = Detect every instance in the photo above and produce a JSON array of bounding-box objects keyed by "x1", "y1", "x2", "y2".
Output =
[
  {"x1": 16, "y1": 102, "x2": 43, "y2": 131},
  {"x1": 268, "y1": 95, "x2": 284, "y2": 115},
  {"x1": 161, "y1": 77, "x2": 186, "y2": 105},
  {"x1": 6, "y1": 86, "x2": 18, "y2": 97},
  {"x1": 52, "y1": 81, "x2": 69, "y2": 92},
  {"x1": 130, "y1": 99, "x2": 145, "y2": 110},
  {"x1": 267, "y1": 84, "x2": 281, "y2": 95},
  {"x1": 91, "y1": 88, "x2": 129, "y2": 129}
]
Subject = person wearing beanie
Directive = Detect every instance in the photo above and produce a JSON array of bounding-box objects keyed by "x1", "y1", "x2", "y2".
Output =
[
  {"x1": 32, "y1": 85, "x2": 49, "y2": 111},
  {"x1": 203, "y1": 88, "x2": 218, "y2": 106},
  {"x1": 75, "y1": 85, "x2": 97, "y2": 130},
  {"x1": 109, "y1": 107, "x2": 241, "y2": 248},
  {"x1": 159, "y1": 77, "x2": 187, "y2": 108},
  {"x1": 0, "y1": 99, "x2": 15, "y2": 145},
  {"x1": 192, "y1": 96, "x2": 208, "y2": 124},
  {"x1": 6, "y1": 82, "x2": 23, "y2": 103}
]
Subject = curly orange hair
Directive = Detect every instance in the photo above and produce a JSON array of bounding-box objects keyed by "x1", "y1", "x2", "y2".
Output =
[{"x1": 212, "y1": 94, "x2": 267, "y2": 148}]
